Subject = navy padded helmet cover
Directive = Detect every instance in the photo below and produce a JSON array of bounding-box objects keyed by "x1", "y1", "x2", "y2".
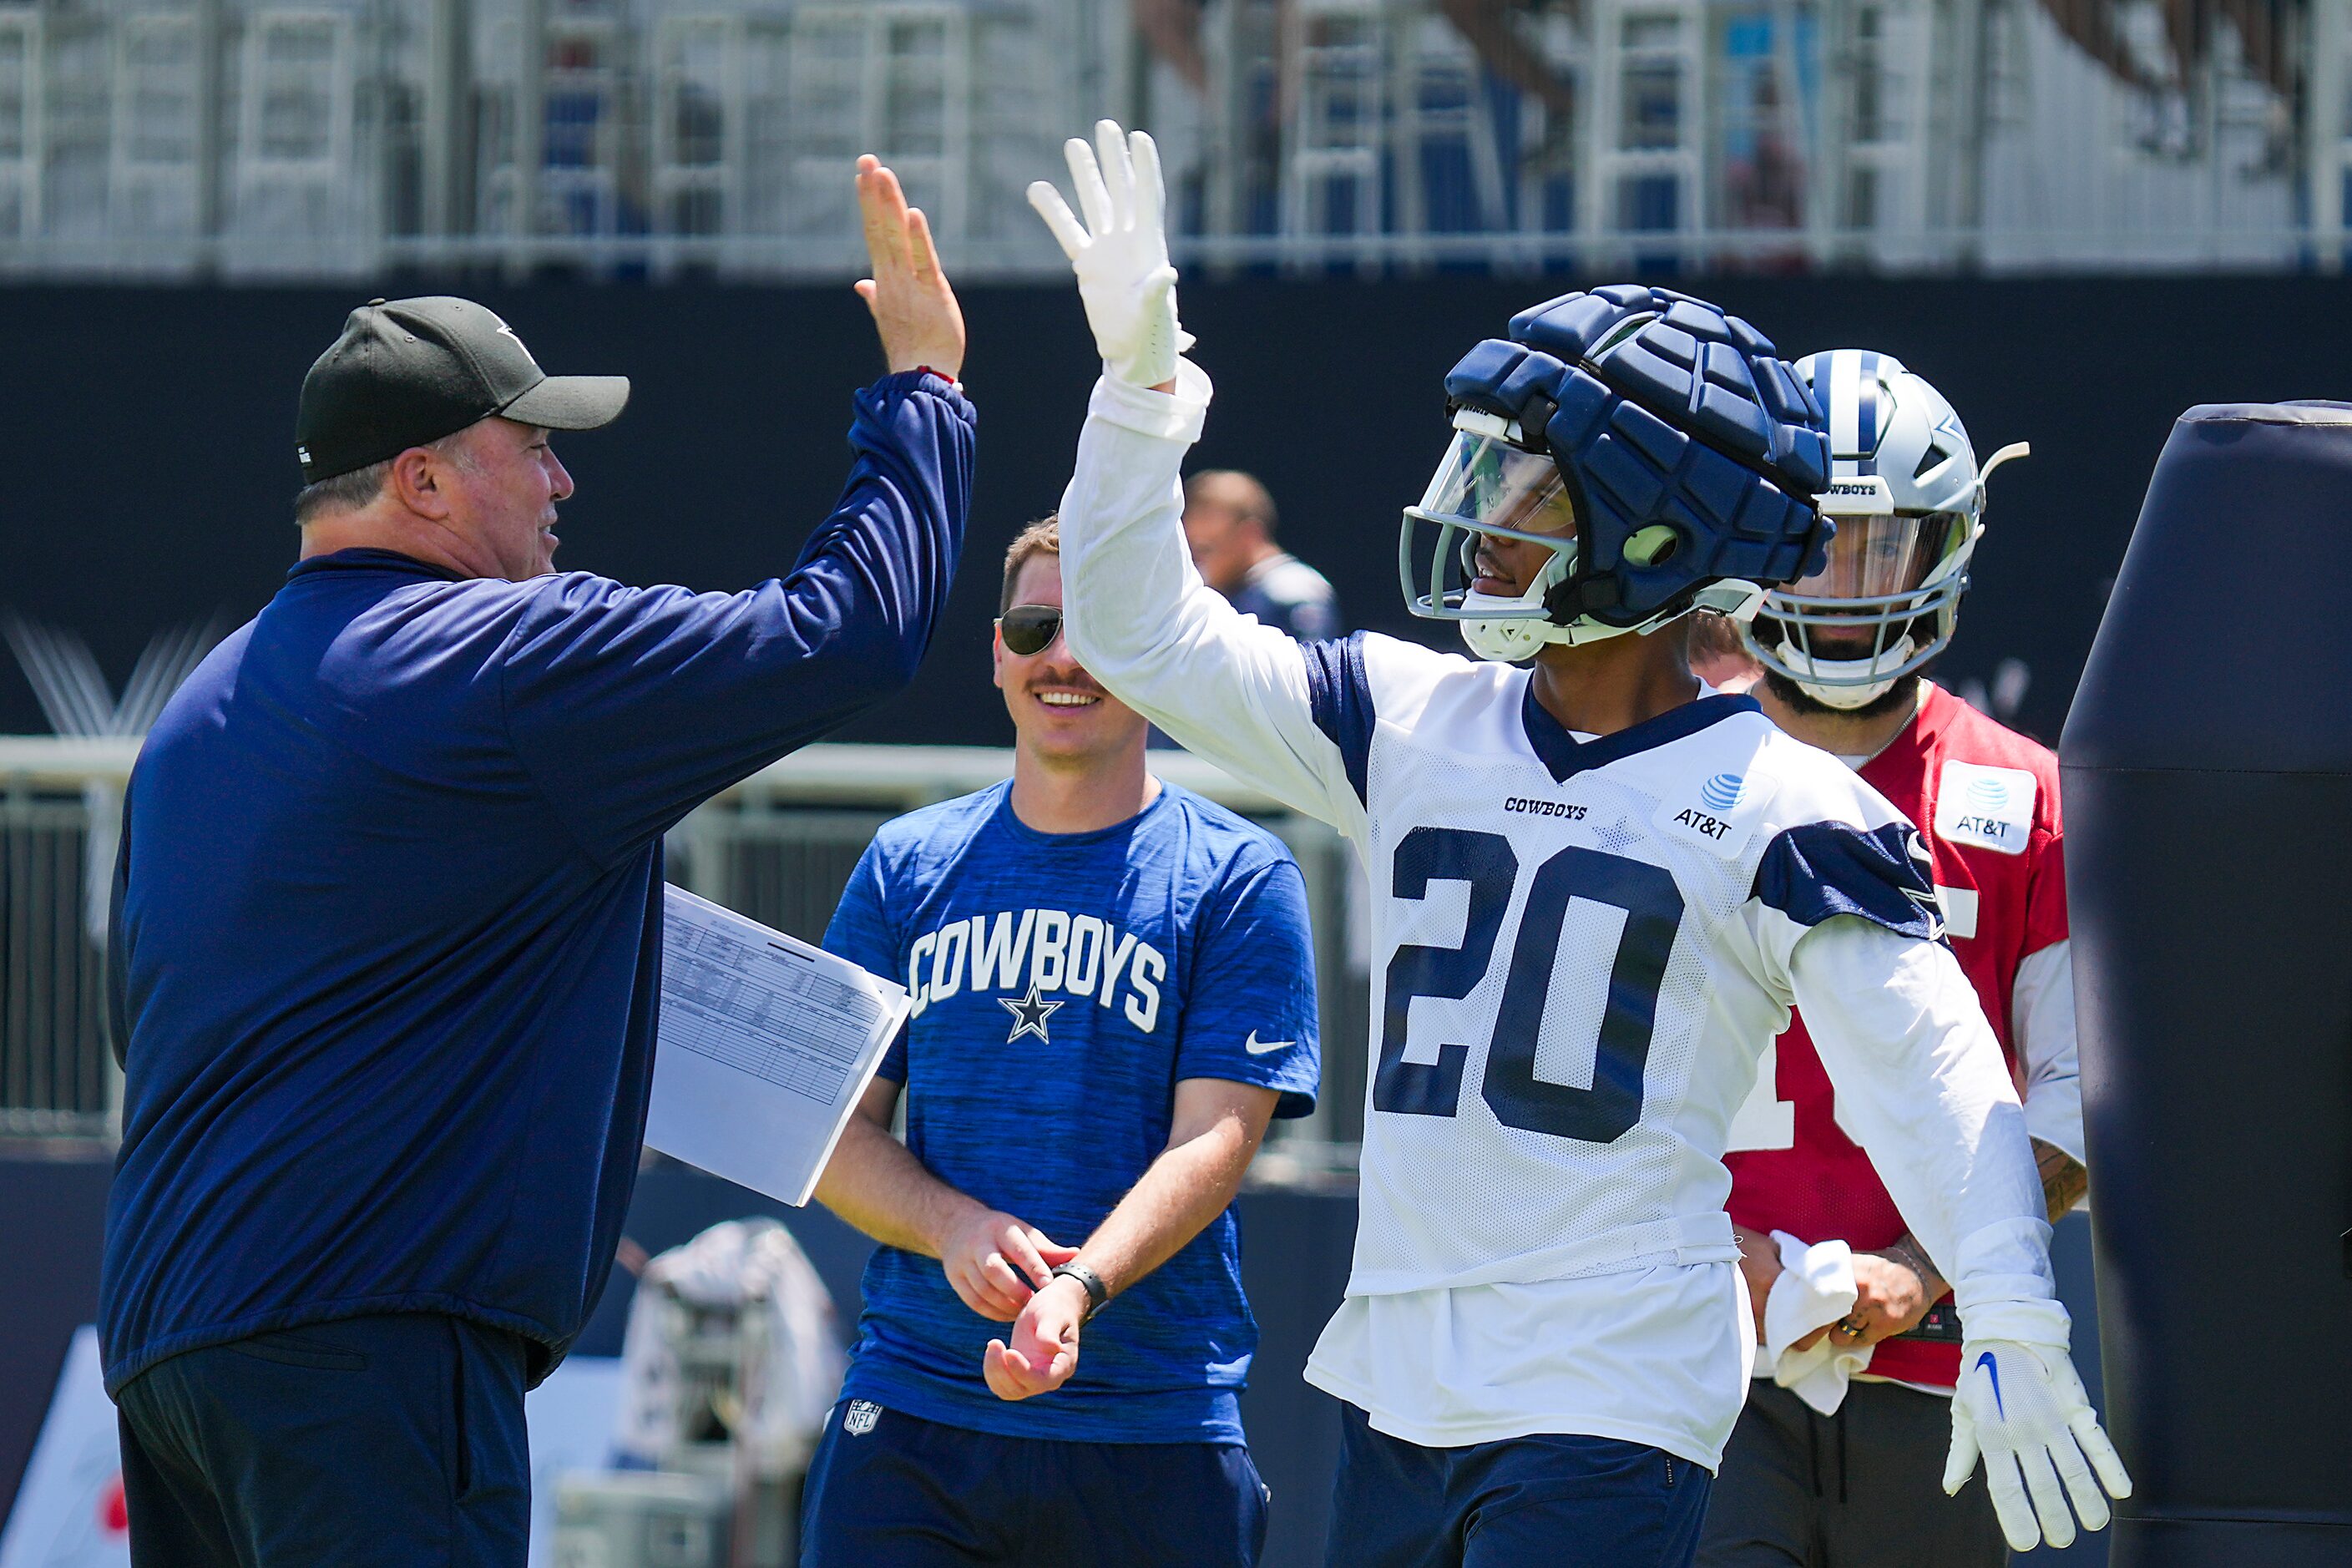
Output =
[{"x1": 1441, "y1": 284, "x2": 1834, "y2": 628}]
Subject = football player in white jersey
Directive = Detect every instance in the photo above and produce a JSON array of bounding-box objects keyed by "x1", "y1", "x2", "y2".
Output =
[{"x1": 1027, "y1": 122, "x2": 2130, "y2": 1567}]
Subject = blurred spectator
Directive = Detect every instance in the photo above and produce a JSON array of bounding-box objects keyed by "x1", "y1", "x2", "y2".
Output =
[
  {"x1": 1134, "y1": 0, "x2": 1211, "y2": 95},
  {"x1": 1437, "y1": 1, "x2": 1579, "y2": 137},
  {"x1": 1134, "y1": 2, "x2": 1581, "y2": 169},
  {"x1": 1182, "y1": 470, "x2": 1340, "y2": 640},
  {"x1": 1720, "y1": 68, "x2": 1805, "y2": 236}
]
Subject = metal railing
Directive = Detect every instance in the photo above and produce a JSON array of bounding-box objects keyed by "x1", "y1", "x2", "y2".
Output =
[
  {"x1": 0, "y1": 736, "x2": 1371, "y2": 1156},
  {"x1": 0, "y1": 769, "x2": 116, "y2": 1137},
  {"x1": 0, "y1": 0, "x2": 2344, "y2": 280}
]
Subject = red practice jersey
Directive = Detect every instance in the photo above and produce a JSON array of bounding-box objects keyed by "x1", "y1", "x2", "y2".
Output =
[{"x1": 1723, "y1": 682, "x2": 2067, "y2": 1388}]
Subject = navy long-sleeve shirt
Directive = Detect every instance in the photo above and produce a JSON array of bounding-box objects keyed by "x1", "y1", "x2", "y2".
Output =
[{"x1": 99, "y1": 370, "x2": 974, "y2": 1396}]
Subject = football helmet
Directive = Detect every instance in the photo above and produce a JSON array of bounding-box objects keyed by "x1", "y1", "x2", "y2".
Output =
[
  {"x1": 1744, "y1": 349, "x2": 2029, "y2": 709},
  {"x1": 1402, "y1": 284, "x2": 1833, "y2": 663}
]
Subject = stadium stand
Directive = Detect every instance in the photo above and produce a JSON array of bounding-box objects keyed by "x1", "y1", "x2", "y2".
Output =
[{"x1": 0, "y1": 0, "x2": 2344, "y2": 279}]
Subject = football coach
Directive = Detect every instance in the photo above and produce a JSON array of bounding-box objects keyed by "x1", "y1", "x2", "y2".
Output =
[{"x1": 97, "y1": 158, "x2": 970, "y2": 1567}]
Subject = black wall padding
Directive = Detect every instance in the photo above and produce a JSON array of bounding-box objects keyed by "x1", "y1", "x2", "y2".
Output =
[
  {"x1": 14, "y1": 274, "x2": 2352, "y2": 746},
  {"x1": 2062, "y1": 404, "x2": 2352, "y2": 1566}
]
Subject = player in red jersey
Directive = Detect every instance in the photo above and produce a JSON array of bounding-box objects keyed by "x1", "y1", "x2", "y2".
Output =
[{"x1": 1692, "y1": 352, "x2": 2084, "y2": 1567}]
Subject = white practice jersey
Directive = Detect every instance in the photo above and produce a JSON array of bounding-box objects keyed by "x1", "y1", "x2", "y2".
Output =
[
  {"x1": 1055, "y1": 363, "x2": 2066, "y2": 1463},
  {"x1": 1288, "y1": 632, "x2": 1952, "y2": 1293}
]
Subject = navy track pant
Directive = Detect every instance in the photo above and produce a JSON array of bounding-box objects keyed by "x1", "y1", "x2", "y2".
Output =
[
  {"x1": 114, "y1": 1312, "x2": 530, "y2": 1568},
  {"x1": 1325, "y1": 1402, "x2": 1713, "y2": 1568},
  {"x1": 799, "y1": 1397, "x2": 1270, "y2": 1567}
]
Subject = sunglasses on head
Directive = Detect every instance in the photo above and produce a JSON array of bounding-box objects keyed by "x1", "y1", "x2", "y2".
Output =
[{"x1": 999, "y1": 604, "x2": 1065, "y2": 656}]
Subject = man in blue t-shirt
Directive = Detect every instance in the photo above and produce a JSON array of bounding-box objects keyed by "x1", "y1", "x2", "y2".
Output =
[{"x1": 805, "y1": 517, "x2": 1321, "y2": 1567}]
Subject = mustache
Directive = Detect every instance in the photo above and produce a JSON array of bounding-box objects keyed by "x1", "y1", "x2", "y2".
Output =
[{"x1": 1024, "y1": 673, "x2": 1104, "y2": 695}]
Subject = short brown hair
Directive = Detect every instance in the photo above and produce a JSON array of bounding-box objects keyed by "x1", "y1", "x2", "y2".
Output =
[
  {"x1": 1000, "y1": 515, "x2": 1060, "y2": 614},
  {"x1": 1184, "y1": 470, "x2": 1277, "y2": 534}
]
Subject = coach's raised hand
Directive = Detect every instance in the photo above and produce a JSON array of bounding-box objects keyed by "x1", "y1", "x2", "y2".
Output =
[
  {"x1": 855, "y1": 154, "x2": 965, "y2": 379},
  {"x1": 1027, "y1": 120, "x2": 1191, "y2": 388}
]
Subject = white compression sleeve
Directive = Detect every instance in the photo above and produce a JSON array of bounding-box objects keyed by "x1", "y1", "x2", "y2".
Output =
[
  {"x1": 1055, "y1": 362, "x2": 1367, "y2": 837},
  {"x1": 1788, "y1": 917, "x2": 2069, "y2": 1348},
  {"x1": 2011, "y1": 940, "x2": 2086, "y2": 1168}
]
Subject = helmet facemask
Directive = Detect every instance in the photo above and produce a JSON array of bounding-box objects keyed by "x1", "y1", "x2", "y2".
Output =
[
  {"x1": 1401, "y1": 410, "x2": 1596, "y2": 662},
  {"x1": 1749, "y1": 484, "x2": 1975, "y2": 709},
  {"x1": 1402, "y1": 407, "x2": 1764, "y2": 663}
]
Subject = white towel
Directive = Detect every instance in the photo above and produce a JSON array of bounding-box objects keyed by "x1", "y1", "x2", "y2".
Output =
[{"x1": 1758, "y1": 1231, "x2": 1874, "y2": 1415}]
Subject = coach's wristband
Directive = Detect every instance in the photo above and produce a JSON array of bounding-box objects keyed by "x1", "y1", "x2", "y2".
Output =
[{"x1": 1050, "y1": 1262, "x2": 1110, "y2": 1320}]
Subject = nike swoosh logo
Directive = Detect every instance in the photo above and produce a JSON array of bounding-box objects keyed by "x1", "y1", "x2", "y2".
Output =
[
  {"x1": 1976, "y1": 1350, "x2": 2005, "y2": 1417},
  {"x1": 1244, "y1": 1030, "x2": 1292, "y2": 1055}
]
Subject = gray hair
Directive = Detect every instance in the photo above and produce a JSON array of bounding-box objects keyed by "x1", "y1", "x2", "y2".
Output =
[{"x1": 293, "y1": 427, "x2": 477, "y2": 525}]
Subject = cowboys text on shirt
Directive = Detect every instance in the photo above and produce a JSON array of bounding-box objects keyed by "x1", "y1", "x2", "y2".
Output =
[{"x1": 906, "y1": 907, "x2": 1167, "y2": 1034}]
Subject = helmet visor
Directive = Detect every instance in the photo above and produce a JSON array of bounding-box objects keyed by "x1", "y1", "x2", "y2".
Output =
[
  {"x1": 1782, "y1": 510, "x2": 1965, "y2": 605},
  {"x1": 1419, "y1": 430, "x2": 1578, "y2": 539}
]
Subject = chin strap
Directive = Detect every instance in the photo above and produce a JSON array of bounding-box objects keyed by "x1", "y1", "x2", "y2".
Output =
[
  {"x1": 1768, "y1": 631, "x2": 1916, "y2": 710},
  {"x1": 1459, "y1": 594, "x2": 1617, "y2": 661},
  {"x1": 1461, "y1": 577, "x2": 1768, "y2": 664}
]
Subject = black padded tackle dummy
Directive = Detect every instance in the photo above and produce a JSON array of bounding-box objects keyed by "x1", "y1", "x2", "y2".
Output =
[{"x1": 2062, "y1": 402, "x2": 2352, "y2": 1566}]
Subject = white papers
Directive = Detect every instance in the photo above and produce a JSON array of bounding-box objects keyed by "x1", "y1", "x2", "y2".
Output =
[{"x1": 647, "y1": 886, "x2": 909, "y2": 1207}]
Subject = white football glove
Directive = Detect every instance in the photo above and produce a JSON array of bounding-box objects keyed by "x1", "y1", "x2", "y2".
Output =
[
  {"x1": 1026, "y1": 119, "x2": 1193, "y2": 387},
  {"x1": 1944, "y1": 1339, "x2": 2134, "y2": 1550}
]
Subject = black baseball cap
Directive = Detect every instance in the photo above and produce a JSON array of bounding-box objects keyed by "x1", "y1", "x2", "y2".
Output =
[{"x1": 296, "y1": 296, "x2": 630, "y2": 483}]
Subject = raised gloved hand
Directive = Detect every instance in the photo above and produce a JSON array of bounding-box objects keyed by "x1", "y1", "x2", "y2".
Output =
[
  {"x1": 1944, "y1": 1339, "x2": 2134, "y2": 1550},
  {"x1": 1026, "y1": 119, "x2": 1193, "y2": 387}
]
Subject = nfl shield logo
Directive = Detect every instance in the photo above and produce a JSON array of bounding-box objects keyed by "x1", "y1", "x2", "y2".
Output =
[{"x1": 844, "y1": 1400, "x2": 883, "y2": 1436}]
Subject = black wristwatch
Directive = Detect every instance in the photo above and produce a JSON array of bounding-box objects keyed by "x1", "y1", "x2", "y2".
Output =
[{"x1": 1050, "y1": 1262, "x2": 1110, "y2": 1320}]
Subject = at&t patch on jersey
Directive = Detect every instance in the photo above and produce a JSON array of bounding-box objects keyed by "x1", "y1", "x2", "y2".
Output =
[
  {"x1": 1934, "y1": 761, "x2": 2037, "y2": 855},
  {"x1": 1653, "y1": 767, "x2": 1779, "y2": 858}
]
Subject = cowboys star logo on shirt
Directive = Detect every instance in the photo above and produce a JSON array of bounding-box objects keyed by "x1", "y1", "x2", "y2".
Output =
[{"x1": 999, "y1": 982, "x2": 1065, "y2": 1042}]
